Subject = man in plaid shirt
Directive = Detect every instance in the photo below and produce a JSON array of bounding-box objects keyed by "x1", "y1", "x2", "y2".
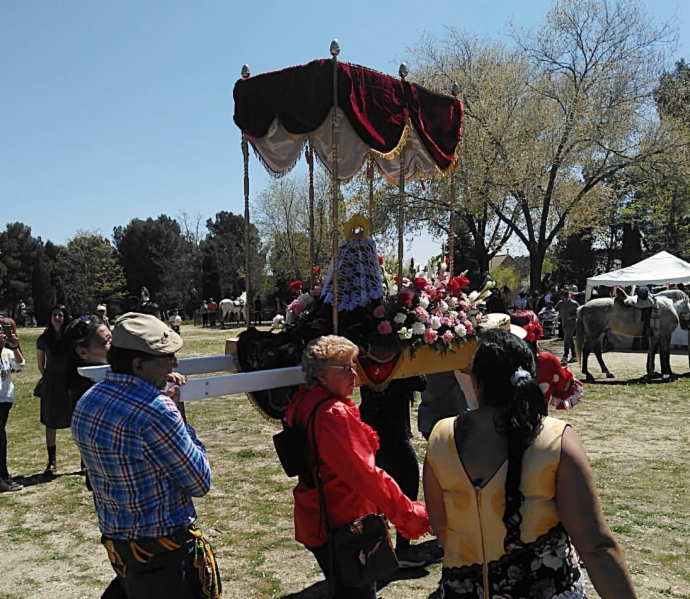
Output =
[{"x1": 72, "y1": 313, "x2": 221, "y2": 598}]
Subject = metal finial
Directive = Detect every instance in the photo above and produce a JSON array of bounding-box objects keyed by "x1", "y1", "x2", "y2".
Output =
[
  {"x1": 399, "y1": 62, "x2": 409, "y2": 78},
  {"x1": 241, "y1": 64, "x2": 250, "y2": 79},
  {"x1": 451, "y1": 82, "x2": 459, "y2": 97},
  {"x1": 330, "y1": 39, "x2": 340, "y2": 57}
]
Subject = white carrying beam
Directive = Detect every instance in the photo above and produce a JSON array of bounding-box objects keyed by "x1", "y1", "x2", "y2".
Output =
[{"x1": 77, "y1": 354, "x2": 304, "y2": 402}]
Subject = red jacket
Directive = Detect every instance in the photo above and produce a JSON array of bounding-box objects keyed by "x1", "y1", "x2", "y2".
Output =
[{"x1": 285, "y1": 385, "x2": 429, "y2": 547}]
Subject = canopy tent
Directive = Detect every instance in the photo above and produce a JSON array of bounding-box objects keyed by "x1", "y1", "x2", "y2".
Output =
[{"x1": 585, "y1": 251, "x2": 690, "y2": 300}]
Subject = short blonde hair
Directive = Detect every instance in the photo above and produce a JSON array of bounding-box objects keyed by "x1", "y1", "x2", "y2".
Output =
[{"x1": 302, "y1": 335, "x2": 359, "y2": 388}]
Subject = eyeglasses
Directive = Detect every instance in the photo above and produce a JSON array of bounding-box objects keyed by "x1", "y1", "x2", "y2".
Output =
[{"x1": 326, "y1": 363, "x2": 357, "y2": 375}]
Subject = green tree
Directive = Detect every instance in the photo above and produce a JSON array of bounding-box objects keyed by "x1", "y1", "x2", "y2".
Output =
[
  {"x1": 0, "y1": 222, "x2": 44, "y2": 319},
  {"x1": 55, "y1": 232, "x2": 126, "y2": 315},
  {"x1": 113, "y1": 215, "x2": 186, "y2": 306},
  {"x1": 201, "y1": 211, "x2": 264, "y2": 302}
]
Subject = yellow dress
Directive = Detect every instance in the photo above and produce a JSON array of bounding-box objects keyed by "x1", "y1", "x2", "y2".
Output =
[{"x1": 426, "y1": 416, "x2": 584, "y2": 599}]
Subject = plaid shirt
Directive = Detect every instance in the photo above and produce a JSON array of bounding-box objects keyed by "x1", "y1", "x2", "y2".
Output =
[{"x1": 72, "y1": 371, "x2": 211, "y2": 540}]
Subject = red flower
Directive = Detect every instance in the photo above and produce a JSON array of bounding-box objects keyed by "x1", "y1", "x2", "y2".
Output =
[
  {"x1": 398, "y1": 291, "x2": 413, "y2": 307},
  {"x1": 448, "y1": 275, "x2": 470, "y2": 295},
  {"x1": 289, "y1": 280, "x2": 303, "y2": 293},
  {"x1": 445, "y1": 256, "x2": 450, "y2": 264},
  {"x1": 312, "y1": 266, "x2": 320, "y2": 274},
  {"x1": 413, "y1": 277, "x2": 428, "y2": 290},
  {"x1": 378, "y1": 255, "x2": 384, "y2": 266}
]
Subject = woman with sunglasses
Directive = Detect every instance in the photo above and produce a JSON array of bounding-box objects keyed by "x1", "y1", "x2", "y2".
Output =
[
  {"x1": 35, "y1": 304, "x2": 72, "y2": 476},
  {"x1": 64, "y1": 314, "x2": 113, "y2": 410},
  {"x1": 285, "y1": 335, "x2": 430, "y2": 599}
]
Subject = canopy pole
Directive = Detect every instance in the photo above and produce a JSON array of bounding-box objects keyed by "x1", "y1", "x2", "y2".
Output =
[
  {"x1": 307, "y1": 140, "x2": 316, "y2": 290},
  {"x1": 448, "y1": 82, "x2": 460, "y2": 277},
  {"x1": 330, "y1": 40, "x2": 340, "y2": 333},
  {"x1": 367, "y1": 158, "x2": 375, "y2": 237},
  {"x1": 241, "y1": 64, "x2": 251, "y2": 327},
  {"x1": 397, "y1": 63, "x2": 409, "y2": 293}
]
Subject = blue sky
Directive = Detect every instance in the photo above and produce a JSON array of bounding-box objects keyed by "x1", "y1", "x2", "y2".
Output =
[{"x1": 1, "y1": 0, "x2": 688, "y2": 264}]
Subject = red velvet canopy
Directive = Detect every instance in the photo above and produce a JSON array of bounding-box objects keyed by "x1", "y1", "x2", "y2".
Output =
[{"x1": 233, "y1": 59, "x2": 463, "y2": 180}]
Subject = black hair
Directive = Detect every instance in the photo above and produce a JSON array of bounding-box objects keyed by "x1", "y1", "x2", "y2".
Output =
[
  {"x1": 470, "y1": 329, "x2": 547, "y2": 553},
  {"x1": 64, "y1": 315, "x2": 105, "y2": 359},
  {"x1": 107, "y1": 346, "x2": 157, "y2": 375},
  {"x1": 40, "y1": 304, "x2": 72, "y2": 353}
]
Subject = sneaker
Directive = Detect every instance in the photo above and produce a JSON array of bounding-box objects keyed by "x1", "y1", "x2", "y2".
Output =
[
  {"x1": 395, "y1": 546, "x2": 427, "y2": 568},
  {"x1": 568, "y1": 357, "x2": 577, "y2": 364},
  {"x1": 0, "y1": 477, "x2": 23, "y2": 492}
]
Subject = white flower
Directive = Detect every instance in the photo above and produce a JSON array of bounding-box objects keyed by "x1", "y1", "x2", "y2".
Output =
[
  {"x1": 430, "y1": 316, "x2": 442, "y2": 330},
  {"x1": 398, "y1": 327, "x2": 412, "y2": 340},
  {"x1": 447, "y1": 310, "x2": 458, "y2": 319},
  {"x1": 433, "y1": 278, "x2": 443, "y2": 289},
  {"x1": 272, "y1": 315, "x2": 285, "y2": 327},
  {"x1": 393, "y1": 312, "x2": 407, "y2": 324},
  {"x1": 454, "y1": 323, "x2": 467, "y2": 338},
  {"x1": 411, "y1": 321, "x2": 426, "y2": 336},
  {"x1": 448, "y1": 297, "x2": 459, "y2": 308},
  {"x1": 440, "y1": 262, "x2": 447, "y2": 272},
  {"x1": 437, "y1": 300, "x2": 449, "y2": 313},
  {"x1": 419, "y1": 296, "x2": 430, "y2": 309}
]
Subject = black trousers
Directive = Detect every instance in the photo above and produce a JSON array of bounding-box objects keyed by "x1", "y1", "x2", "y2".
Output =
[
  {"x1": 102, "y1": 531, "x2": 207, "y2": 599},
  {"x1": 0, "y1": 402, "x2": 12, "y2": 478},
  {"x1": 375, "y1": 436, "x2": 419, "y2": 550},
  {"x1": 307, "y1": 541, "x2": 377, "y2": 599}
]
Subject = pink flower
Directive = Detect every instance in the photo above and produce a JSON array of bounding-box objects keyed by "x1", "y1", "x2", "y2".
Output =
[
  {"x1": 424, "y1": 284, "x2": 437, "y2": 297},
  {"x1": 377, "y1": 321, "x2": 393, "y2": 335},
  {"x1": 443, "y1": 330, "x2": 454, "y2": 343},
  {"x1": 291, "y1": 301, "x2": 304, "y2": 316},
  {"x1": 442, "y1": 316, "x2": 453, "y2": 327},
  {"x1": 414, "y1": 306, "x2": 429, "y2": 321},
  {"x1": 373, "y1": 305, "x2": 386, "y2": 319},
  {"x1": 424, "y1": 328, "x2": 438, "y2": 344},
  {"x1": 464, "y1": 321, "x2": 474, "y2": 335}
]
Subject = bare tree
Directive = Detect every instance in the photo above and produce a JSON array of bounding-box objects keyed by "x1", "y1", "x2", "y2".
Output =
[{"x1": 411, "y1": 0, "x2": 679, "y2": 289}]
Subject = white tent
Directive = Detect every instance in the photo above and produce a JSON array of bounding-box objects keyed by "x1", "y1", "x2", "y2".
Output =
[{"x1": 585, "y1": 251, "x2": 690, "y2": 300}]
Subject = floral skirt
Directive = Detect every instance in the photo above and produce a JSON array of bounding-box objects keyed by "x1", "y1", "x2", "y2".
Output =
[{"x1": 434, "y1": 524, "x2": 585, "y2": 599}]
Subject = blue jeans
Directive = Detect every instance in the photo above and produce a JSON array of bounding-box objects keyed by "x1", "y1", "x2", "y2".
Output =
[{"x1": 307, "y1": 541, "x2": 377, "y2": 599}]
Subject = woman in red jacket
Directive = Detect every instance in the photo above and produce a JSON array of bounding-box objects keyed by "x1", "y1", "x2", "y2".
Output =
[{"x1": 285, "y1": 335, "x2": 430, "y2": 599}]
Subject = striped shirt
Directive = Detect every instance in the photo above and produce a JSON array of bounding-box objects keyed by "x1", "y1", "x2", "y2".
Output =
[{"x1": 72, "y1": 371, "x2": 211, "y2": 540}]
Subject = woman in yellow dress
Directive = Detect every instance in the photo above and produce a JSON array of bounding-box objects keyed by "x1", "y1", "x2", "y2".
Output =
[{"x1": 423, "y1": 329, "x2": 636, "y2": 599}]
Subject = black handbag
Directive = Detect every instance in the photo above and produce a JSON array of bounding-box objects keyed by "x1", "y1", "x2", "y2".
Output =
[
  {"x1": 33, "y1": 377, "x2": 43, "y2": 398},
  {"x1": 273, "y1": 396, "x2": 331, "y2": 478},
  {"x1": 309, "y1": 403, "x2": 399, "y2": 590},
  {"x1": 329, "y1": 512, "x2": 398, "y2": 587}
]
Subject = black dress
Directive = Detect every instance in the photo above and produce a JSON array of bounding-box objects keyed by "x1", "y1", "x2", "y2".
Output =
[{"x1": 36, "y1": 332, "x2": 72, "y2": 429}]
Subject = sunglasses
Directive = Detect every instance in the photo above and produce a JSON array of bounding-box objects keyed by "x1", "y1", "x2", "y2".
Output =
[{"x1": 327, "y1": 363, "x2": 357, "y2": 375}]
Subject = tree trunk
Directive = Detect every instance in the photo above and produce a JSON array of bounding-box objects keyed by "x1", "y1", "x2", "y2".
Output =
[{"x1": 529, "y1": 249, "x2": 545, "y2": 294}]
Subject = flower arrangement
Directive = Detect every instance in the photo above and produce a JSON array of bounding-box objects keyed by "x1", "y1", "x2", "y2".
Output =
[
  {"x1": 371, "y1": 261, "x2": 494, "y2": 356},
  {"x1": 273, "y1": 259, "x2": 501, "y2": 358}
]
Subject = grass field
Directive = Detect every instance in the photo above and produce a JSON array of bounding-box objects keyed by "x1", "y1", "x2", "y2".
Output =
[{"x1": 1, "y1": 325, "x2": 689, "y2": 598}]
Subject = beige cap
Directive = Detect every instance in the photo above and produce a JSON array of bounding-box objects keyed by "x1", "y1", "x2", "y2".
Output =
[{"x1": 111, "y1": 312, "x2": 183, "y2": 356}]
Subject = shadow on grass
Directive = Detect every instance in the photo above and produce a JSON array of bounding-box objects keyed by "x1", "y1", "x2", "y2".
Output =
[
  {"x1": 584, "y1": 371, "x2": 690, "y2": 385},
  {"x1": 281, "y1": 540, "x2": 436, "y2": 598},
  {"x1": 13, "y1": 470, "x2": 85, "y2": 488}
]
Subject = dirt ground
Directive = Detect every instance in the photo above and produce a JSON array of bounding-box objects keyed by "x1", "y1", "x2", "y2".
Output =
[{"x1": 2, "y1": 331, "x2": 689, "y2": 599}]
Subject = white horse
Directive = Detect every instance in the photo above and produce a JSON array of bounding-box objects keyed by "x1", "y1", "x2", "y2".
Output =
[{"x1": 220, "y1": 291, "x2": 247, "y2": 324}]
